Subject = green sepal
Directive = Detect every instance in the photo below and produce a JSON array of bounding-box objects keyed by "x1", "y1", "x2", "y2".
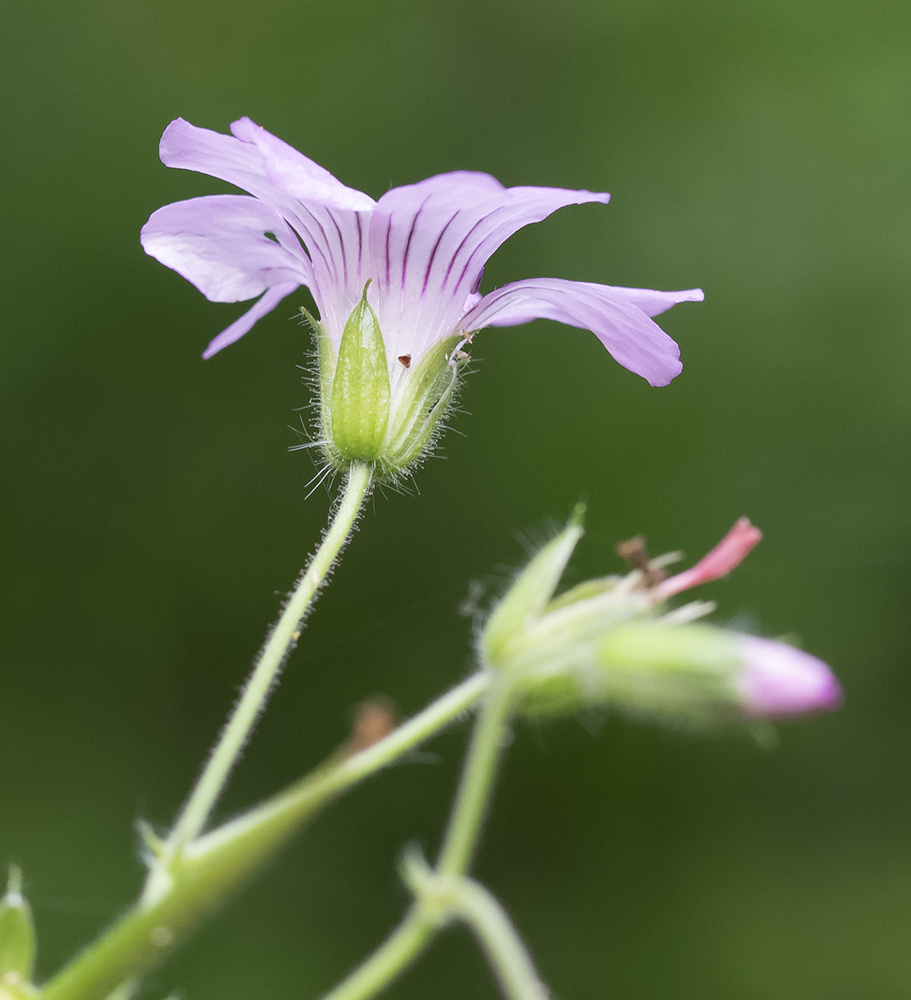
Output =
[
  {"x1": 481, "y1": 505, "x2": 585, "y2": 666},
  {"x1": 301, "y1": 306, "x2": 336, "y2": 447},
  {"x1": 137, "y1": 821, "x2": 166, "y2": 862},
  {"x1": 381, "y1": 334, "x2": 463, "y2": 474},
  {"x1": 0, "y1": 868, "x2": 36, "y2": 986},
  {"x1": 593, "y1": 622, "x2": 742, "y2": 725},
  {"x1": 544, "y1": 575, "x2": 619, "y2": 613},
  {"x1": 329, "y1": 284, "x2": 390, "y2": 461},
  {"x1": 516, "y1": 623, "x2": 743, "y2": 722},
  {"x1": 598, "y1": 621, "x2": 739, "y2": 675}
]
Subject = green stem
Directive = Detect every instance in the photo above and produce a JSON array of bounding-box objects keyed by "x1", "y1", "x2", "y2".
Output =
[
  {"x1": 319, "y1": 908, "x2": 432, "y2": 1000},
  {"x1": 40, "y1": 674, "x2": 489, "y2": 1000},
  {"x1": 436, "y1": 677, "x2": 514, "y2": 877},
  {"x1": 192, "y1": 671, "x2": 491, "y2": 861},
  {"x1": 320, "y1": 677, "x2": 515, "y2": 1000},
  {"x1": 452, "y1": 879, "x2": 550, "y2": 1000},
  {"x1": 162, "y1": 461, "x2": 373, "y2": 861}
]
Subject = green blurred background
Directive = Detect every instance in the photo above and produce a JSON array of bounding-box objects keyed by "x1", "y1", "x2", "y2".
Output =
[{"x1": 2, "y1": 0, "x2": 910, "y2": 997}]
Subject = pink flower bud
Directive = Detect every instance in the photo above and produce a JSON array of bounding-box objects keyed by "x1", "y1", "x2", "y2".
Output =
[
  {"x1": 656, "y1": 517, "x2": 763, "y2": 599},
  {"x1": 736, "y1": 636, "x2": 842, "y2": 716}
]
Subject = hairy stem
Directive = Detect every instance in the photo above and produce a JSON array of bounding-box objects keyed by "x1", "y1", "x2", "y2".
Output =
[
  {"x1": 40, "y1": 673, "x2": 491, "y2": 1000},
  {"x1": 436, "y1": 677, "x2": 514, "y2": 877},
  {"x1": 161, "y1": 461, "x2": 373, "y2": 864},
  {"x1": 320, "y1": 677, "x2": 516, "y2": 1000}
]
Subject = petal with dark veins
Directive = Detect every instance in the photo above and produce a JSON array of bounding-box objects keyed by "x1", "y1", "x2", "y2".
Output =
[
  {"x1": 141, "y1": 194, "x2": 312, "y2": 302},
  {"x1": 462, "y1": 277, "x2": 698, "y2": 387}
]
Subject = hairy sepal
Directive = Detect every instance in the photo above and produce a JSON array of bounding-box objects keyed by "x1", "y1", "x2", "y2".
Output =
[{"x1": 329, "y1": 286, "x2": 391, "y2": 462}]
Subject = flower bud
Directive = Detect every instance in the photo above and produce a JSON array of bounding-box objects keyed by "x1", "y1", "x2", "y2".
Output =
[
  {"x1": 0, "y1": 867, "x2": 36, "y2": 989},
  {"x1": 317, "y1": 284, "x2": 468, "y2": 480},
  {"x1": 735, "y1": 635, "x2": 842, "y2": 716},
  {"x1": 479, "y1": 513, "x2": 841, "y2": 727},
  {"x1": 516, "y1": 622, "x2": 840, "y2": 725}
]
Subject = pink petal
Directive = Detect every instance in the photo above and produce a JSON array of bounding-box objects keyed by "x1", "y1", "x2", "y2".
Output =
[
  {"x1": 365, "y1": 174, "x2": 611, "y2": 358},
  {"x1": 141, "y1": 195, "x2": 312, "y2": 302},
  {"x1": 230, "y1": 117, "x2": 375, "y2": 212},
  {"x1": 159, "y1": 118, "x2": 286, "y2": 207},
  {"x1": 202, "y1": 281, "x2": 302, "y2": 359},
  {"x1": 657, "y1": 517, "x2": 763, "y2": 599},
  {"x1": 157, "y1": 118, "x2": 370, "y2": 338},
  {"x1": 736, "y1": 637, "x2": 842, "y2": 716},
  {"x1": 584, "y1": 284, "x2": 705, "y2": 319},
  {"x1": 462, "y1": 278, "x2": 691, "y2": 386}
]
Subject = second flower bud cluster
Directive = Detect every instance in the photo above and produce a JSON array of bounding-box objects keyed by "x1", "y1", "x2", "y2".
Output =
[{"x1": 478, "y1": 509, "x2": 841, "y2": 728}]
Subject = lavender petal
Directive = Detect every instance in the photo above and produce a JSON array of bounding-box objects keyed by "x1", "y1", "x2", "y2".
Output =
[
  {"x1": 463, "y1": 277, "x2": 691, "y2": 387},
  {"x1": 141, "y1": 195, "x2": 312, "y2": 302},
  {"x1": 202, "y1": 281, "x2": 302, "y2": 359}
]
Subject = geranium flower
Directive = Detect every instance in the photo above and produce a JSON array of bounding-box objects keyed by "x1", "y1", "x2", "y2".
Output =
[{"x1": 142, "y1": 117, "x2": 703, "y2": 475}]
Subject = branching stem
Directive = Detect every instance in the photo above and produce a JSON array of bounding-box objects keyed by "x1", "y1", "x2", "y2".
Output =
[
  {"x1": 40, "y1": 673, "x2": 491, "y2": 1000},
  {"x1": 321, "y1": 677, "x2": 521, "y2": 1000}
]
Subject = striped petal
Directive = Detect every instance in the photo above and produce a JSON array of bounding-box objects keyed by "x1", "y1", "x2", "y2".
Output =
[
  {"x1": 202, "y1": 282, "x2": 301, "y2": 359},
  {"x1": 365, "y1": 173, "x2": 611, "y2": 359},
  {"x1": 230, "y1": 117, "x2": 375, "y2": 212},
  {"x1": 141, "y1": 194, "x2": 311, "y2": 302},
  {"x1": 158, "y1": 119, "x2": 370, "y2": 326},
  {"x1": 462, "y1": 278, "x2": 702, "y2": 386}
]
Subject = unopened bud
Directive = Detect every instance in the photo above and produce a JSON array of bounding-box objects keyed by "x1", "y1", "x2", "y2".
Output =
[
  {"x1": 735, "y1": 635, "x2": 842, "y2": 716},
  {"x1": 480, "y1": 512, "x2": 841, "y2": 728},
  {"x1": 518, "y1": 622, "x2": 841, "y2": 724}
]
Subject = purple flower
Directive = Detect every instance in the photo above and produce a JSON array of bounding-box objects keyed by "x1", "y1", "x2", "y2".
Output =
[
  {"x1": 141, "y1": 118, "x2": 704, "y2": 475},
  {"x1": 142, "y1": 117, "x2": 701, "y2": 380},
  {"x1": 736, "y1": 636, "x2": 842, "y2": 716}
]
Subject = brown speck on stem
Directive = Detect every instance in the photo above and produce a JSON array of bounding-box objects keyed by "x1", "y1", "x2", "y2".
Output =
[
  {"x1": 339, "y1": 697, "x2": 399, "y2": 758},
  {"x1": 398, "y1": 354, "x2": 412, "y2": 368}
]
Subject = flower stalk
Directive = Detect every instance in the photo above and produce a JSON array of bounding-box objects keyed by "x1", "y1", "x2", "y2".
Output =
[
  {"x1": 400, "y1": 854, "x2": 550, "y2": 1000},
  {"x1": 321, "y1": 676, "x2": 527, "y2": 1000},
  {"x1": 39, "y1": 673, "x2": 491, "y2": 1000},
  {"x1": 150, "y1": 460, "x2": 374, "y2": 892},
  {"x1": 436, "y1": 677, "x2": 515, "y2": 878}
]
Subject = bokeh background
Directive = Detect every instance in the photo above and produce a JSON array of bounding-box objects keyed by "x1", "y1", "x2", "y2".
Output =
[{"x1": 3, "y1": 1, "x2": 911, "y2": 997}]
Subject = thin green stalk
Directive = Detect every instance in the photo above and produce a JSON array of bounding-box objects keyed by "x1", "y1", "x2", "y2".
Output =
[
  {"x1": 320, "y1": 676, "x2": 516, "y2": 1000},
  {"x1": 453, "y1": 879, "x2": 550, "y2": 1000},
  {"x1": 436, "y1": 677, "x2": 515, "y2": 877},
  {"x1": 191, "y1": 671, "x2": 491, "y2": 861},
  {"x1": 162, "y1": 461, "x2": 373, "y2": 861},
  {"x1": 40, "y1": 673, "x2": 490, "y2": 1000},
  {"x1": 320, "y1": 908, "x2": 432, "y2": 1000}
]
